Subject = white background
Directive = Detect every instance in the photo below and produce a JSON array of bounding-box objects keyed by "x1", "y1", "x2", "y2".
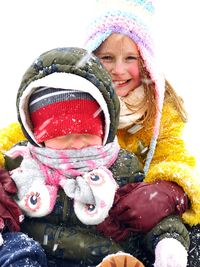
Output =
[{"x1": 0, "y1": 0, "x2": 199, "y2": 131}]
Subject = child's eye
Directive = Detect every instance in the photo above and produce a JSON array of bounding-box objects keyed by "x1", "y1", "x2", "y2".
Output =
[
  {"x1": 126, "y1": 56, "x2": 138, "y2": 61},
  {"x1": 100, "y1": 55, "x2": 113, "y2": 62}
]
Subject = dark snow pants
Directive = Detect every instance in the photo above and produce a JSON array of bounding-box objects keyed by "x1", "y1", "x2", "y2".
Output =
[
  {"x1": 47, "y1": 224, "x2": 200, "y2": 267},
  {"x1": 0, "y1": 232, "x2": 47, "y2": 267}
]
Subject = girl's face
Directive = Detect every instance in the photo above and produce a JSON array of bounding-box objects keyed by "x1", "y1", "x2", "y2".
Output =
[
  {"x1": 44, "y1": 134, "x2": 102, "y2": 150},
  {"x1": 95, "y1": 33, "x2": 141, "y2": 97}
]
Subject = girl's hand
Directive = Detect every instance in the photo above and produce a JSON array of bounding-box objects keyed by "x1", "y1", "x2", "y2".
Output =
[{"x1": 96, "y1": 180, "x2": 188, "y2": 241}]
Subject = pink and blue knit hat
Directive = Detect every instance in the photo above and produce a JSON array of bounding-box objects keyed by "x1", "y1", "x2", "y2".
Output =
[{"x1": 84, "y1": 0, "x2": 165, "y2": 173}]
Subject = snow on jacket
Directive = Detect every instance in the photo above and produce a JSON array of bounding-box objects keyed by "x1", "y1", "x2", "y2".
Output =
[
  {"x1": 117, "y1": 96, "x2": 200, "y2": 226},
  {"x1": 0, "y1": 47, "x2": 190, "y2": 265}
]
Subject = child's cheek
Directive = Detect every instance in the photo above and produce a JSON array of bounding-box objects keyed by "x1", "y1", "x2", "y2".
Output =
[{"x1": 129, "y1": 65, "x2": 140, "y2": 78}]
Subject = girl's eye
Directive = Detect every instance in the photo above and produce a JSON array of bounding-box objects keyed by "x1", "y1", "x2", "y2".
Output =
[
  {"x1": 126, "y1": 56, "x2": 138, "y2": 61},
  {"x1": 25, "y1": 191, "x2": 41, "y2": 211}
]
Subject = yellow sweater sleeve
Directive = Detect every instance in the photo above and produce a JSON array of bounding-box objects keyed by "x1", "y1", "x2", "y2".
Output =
[
  {"x1": 145, "y1": 101, "x2": 200, "y2": 225},
  {"x1": 0, "y1": 122, "x2": 26, "y2": 167}
]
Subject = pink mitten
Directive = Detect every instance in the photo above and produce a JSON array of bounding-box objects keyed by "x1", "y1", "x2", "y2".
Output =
[
  {"x1": 154, "y1": 238, "x2": 188, "y2": 267},
  {"x1": 16, "y1": 180, "x2": 58, "y2": 217}
]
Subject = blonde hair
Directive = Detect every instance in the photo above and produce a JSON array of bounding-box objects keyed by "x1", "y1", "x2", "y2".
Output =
[
  {"x1": 137, "y1": 57, "x2": 187, "y2": 126},
  {"x1": 165, "y1": 80, "x2": 187, "y2": 122}
]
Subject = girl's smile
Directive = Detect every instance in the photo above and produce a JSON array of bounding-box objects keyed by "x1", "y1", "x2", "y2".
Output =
[{"x1": 95, "y1": 33, "x2": 141, "y2": 97}]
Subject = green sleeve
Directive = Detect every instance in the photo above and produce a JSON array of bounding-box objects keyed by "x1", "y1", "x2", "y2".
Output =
[{"x1": 144, "y1": 215, "x2": 190, "y2": 254}]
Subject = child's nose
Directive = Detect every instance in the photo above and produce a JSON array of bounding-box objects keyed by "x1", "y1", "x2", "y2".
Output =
[
  {"x1": 70, "y1": 140, "x2": 86, "y2": 149},
  {"x1": 111, "y1": 60, "x2": 125, "y2": 75}
]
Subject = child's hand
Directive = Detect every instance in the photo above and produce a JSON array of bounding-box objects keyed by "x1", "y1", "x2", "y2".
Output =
[
  {"x1": 61, "y1": 175, "x2": 95, "y2": 205},
  {"x1": 0, "y1": 168, "x2": 24, "y2": 231},
  {"x1": 66, "y1": 167, "x2": 118, "y2": 225},
  {"x1": 110, "y1": 180, "x2": 188, "y2": 232},
  {"x1": 96, "y1": 180, "x2": 188, "y2": 241},
  {"x1": 0, "y1": 168, "x2": 24, "y2": 245},
  {"x1": 154, "y1": 238, "x2": 188, "y2": 267},
  {"x1": 15, "y1": 180, "x2": 58, "y2": 217},
  {"x1": 0, "y1": 167, "x2": 17, "y2": 194}
]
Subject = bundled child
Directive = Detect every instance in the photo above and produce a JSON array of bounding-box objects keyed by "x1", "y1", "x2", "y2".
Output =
[{"x1": 4, "y1": 46, "x2": 190, "y2": 267}]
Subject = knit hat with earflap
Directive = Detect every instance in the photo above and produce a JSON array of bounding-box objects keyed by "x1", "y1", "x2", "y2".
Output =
[
  {"x1": 29, "y1": 86, "x2": 104, "y2": 144},
  {"x1": 84, "y1": 0, "x2": 165, "y2": 174}
]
